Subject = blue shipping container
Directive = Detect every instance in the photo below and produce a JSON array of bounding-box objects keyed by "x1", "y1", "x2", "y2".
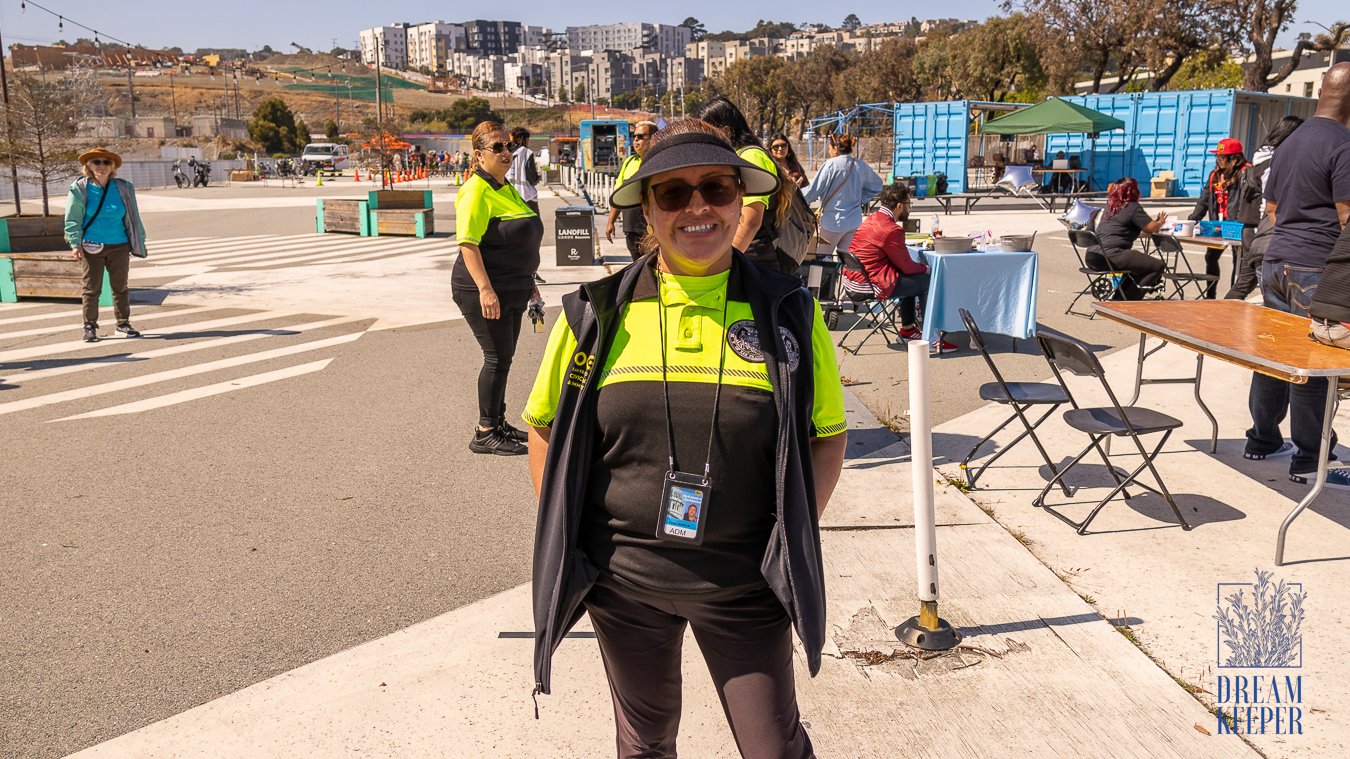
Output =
[
  {"x1": 893, "y1": 101, "x2": 970, "y2": 193},
  {"x1": 1043, "y1": 90, "x2": 1314, "y2": 196}
]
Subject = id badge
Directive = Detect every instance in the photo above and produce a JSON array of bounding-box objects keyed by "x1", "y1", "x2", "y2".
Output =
[
  {"x1": 656, "y1": 471, "x2": 710, "y2": 544},
  {"x1": 82, "y1": 241, "x2": 105, "y2": 255}
]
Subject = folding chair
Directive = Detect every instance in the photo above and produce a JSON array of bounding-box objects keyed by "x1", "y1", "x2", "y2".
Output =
[
  {"x1": 1032, "y1": 330, "x2": 1196, "y2": 534},
  {"x1": 1150, "y1": 233, "x2": 1219, "y2": 300},
  {"x1": 836, "y1": 248, "x2": 902, "y2": 354},
  {"x1": 1065, "y1": 229, "x2": 1126, "y2": 318},
  {"x1": 957, "y1": 308, "x2": 1073, "y2": 495}
]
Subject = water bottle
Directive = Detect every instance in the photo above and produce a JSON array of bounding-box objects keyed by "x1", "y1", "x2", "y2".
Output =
[{"x1": 931, "y1": 215, "x2": 942, "y2": 238}]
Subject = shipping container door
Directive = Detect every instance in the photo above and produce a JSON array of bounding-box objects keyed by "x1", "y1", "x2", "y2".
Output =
[
  {"x1": 893, "y1": 101, "x2": 969, "y2": 193},
  {"x1": 1162, "y1": 90, "x2": 1231, "y2": 196}
]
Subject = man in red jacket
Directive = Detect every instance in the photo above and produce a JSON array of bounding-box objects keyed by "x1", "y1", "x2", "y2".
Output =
[{"x1": 844, "y1": 182, "x2": 956, "y2": 350}]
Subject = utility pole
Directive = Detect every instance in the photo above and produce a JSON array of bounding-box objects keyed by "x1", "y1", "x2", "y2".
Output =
[
  {"x1": 1, "y1": 21, "x2": 23, "y2": 214},
  {"x1": 169, "y1": 71, "x2": 178, "y2": 133},
  {"x1": 126, "y1": 65, "x2": 137, "y2": 119},
  {"x1": 375, "y1": 39, "x2": 387, "y2": 189},
  {"x1": 233, "y1": 69, "x2": 240, "y2": 120}
]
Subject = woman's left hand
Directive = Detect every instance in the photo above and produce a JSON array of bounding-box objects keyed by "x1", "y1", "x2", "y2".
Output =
[{"x1": 531, "y1": 285, "x2": 541, "y2": 300}]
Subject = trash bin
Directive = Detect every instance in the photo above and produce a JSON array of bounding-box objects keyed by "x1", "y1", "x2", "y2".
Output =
[{"x1": 556, "y1": 205, "x2": 597, "y2": 266}]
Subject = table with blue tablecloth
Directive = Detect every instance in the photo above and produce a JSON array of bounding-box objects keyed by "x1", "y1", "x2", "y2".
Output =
[{"x1": 907, "y1": 246, "x2": 1039, "y2": 342}]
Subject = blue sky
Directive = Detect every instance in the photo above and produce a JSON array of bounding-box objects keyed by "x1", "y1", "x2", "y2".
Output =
[{"x1": 0, "y1": 0, "x2": 1344, "y2": 53}]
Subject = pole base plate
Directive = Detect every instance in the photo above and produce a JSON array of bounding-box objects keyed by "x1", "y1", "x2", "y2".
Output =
[{"x1": 895, "y1": 616, "x2": 961, "y2": 651}]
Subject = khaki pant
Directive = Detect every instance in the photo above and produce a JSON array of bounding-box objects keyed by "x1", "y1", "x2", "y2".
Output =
[
  {"x1": 1312, "y1": 319, "x2": 1350, "y2": 350},
  {"x1": 81, "y1": 243, "x2": 132, "y2": 326}
]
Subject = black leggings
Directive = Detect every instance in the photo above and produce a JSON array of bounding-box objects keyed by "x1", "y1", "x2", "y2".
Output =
[
  {"x1": 452, "y1": 287, "x2": 531, "y2": 428},
  {"x1": 584, "y1": 577, "x2": 814, "y2": 759}
]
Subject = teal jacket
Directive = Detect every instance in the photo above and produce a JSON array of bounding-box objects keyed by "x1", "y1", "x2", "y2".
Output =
[{"x1": 63, "y1": 177, "x2": 147, "y2": 257}]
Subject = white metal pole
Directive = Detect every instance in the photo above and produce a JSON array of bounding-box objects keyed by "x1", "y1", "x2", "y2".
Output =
[
  {"x1": 897, "y1": 340, "x2": 959, "y2": 650},
  {"x1": 908, "y1": 340, "x2": 939, "y2": 606}
]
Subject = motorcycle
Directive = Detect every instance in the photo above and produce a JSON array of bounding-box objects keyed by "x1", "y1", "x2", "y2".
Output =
[{"x1": 189, "y1": 158, "x2": 211, "y2": 188}]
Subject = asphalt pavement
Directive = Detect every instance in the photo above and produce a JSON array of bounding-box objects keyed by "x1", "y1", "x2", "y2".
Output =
[{"x1": 1, "y1": 178, "x2": 1216, "y2": 757}]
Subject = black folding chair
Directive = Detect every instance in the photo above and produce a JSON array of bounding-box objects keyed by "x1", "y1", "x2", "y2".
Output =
[
  {"x1": 1065, "y1": 229, "x2": 1126, "y2": 318},
  {"x1": 1032, "y1": 330, "x2": 1196, "y2": 534},
  {"x1": 958, "y1": 308, "x2": 1072, "y2": 495},
  {"x1": 1150, "y1": 233, "x2": 1219, "y2": 301},
  {"x1": 836, "y1": 248, "x2": 902, "y2": 354}
]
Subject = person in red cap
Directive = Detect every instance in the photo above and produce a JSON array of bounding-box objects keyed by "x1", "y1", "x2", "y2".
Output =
[{"x1": 1187, "y1": 137, "x2": 1250, "y2": 298}]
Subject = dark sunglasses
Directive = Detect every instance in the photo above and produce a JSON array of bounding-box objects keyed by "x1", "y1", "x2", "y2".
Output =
[
  {"x1": 769, "y1": 143, "x2": 789, "y2": 150},
  {"x1": 648, "y1": 174, "x2": 741, "y2": 212},
  {"x1": 88, "y1": 159, "x2": 113, "y2": 166},
  {"x1": 633, "y1": 132, "x2": 655, "y2": 140},
  {"x1": 482, "y1": 141, "x2": 510, "y2": 154}
]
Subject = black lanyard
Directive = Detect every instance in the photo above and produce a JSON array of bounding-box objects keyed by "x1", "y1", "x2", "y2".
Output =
[{"x1": 655, "y1": 267, "x2": 730, "y2": 483}]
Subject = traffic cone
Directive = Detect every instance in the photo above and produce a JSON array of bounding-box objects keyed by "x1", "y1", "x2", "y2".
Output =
[
  {"x1": 316, "y1": 171, "x2": 324, "y2": 187},
  {"x1": 354, "y1": 167, "x2": 360, "y2": 182}
]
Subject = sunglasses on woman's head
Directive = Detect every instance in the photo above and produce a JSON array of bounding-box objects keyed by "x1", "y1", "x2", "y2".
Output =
[{"x1": 648, "y1": 174, "x2": 741, "y2": 212}]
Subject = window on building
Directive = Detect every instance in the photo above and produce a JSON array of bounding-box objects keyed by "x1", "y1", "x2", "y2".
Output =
[
  {"x1": 1305, "y1": 82, "x2": 1315, "y2": 97},
  {"x1": 1286, "y1": 83, "x2": 1292, "y2": 92}
]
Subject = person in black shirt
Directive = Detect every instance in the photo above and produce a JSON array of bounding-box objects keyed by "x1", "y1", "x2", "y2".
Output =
[
  {"x1": 1246, "y1": 63, "x2": 1350, "y2": 487},
  {"x1": 1189, "y1": 138, "x2": 1249, "y2": 298},
  {"x1": 1087, "y1": 177, "x2": 1168, "y2": 300},
  {"x1": 452, "y1": 120, "x2": 545, "y2": 456}
]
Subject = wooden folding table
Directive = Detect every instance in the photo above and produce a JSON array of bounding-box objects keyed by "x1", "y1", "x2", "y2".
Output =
[{"x1": 1094, "y1": 300, "x2": 1350, "y2": 565}]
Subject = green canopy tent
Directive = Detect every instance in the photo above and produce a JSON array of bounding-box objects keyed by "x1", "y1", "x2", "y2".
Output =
[{"x1": 982, "y1": 98, "x2": 1126, "y2": 190}]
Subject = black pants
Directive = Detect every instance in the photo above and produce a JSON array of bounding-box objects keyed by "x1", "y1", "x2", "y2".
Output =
[
  {"x1": 1202, "y1": 246, "x2": 1224, "y2": 299},
  {"x1": 624, "y1": 231, "x2": 644, "y2": 259},
  {"x1": 1087, "y1": 247, "x2": 1165, "y2": 300},
  {"x1": 584, "y1": 578, "x2": 814, "y2": 759},
  {"x1": 451, "y1": 286, "x2": 531, "y2": 428},
  {"x1": 1226, "y1": 227, "x2": 1262, "y2": 300},
  {"x1": 1246, "y1": 261, "x2": 1337, "y2": 473},
  {"x1": 891, "y1": 271, "x2": 931, "y2": 327}
]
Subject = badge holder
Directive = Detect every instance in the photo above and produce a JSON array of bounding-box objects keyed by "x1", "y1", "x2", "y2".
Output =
[{"x1": 657, "y1": 471, "x2": 711, "y2": 544}]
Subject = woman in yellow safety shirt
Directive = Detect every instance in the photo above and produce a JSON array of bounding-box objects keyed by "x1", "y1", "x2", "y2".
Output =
[
  {"x1": 524, "y1": 119, "x2": 848, "y2": 758},
  {"x1": 452, "y1": 121, "x2": 544, "y2": 456}
]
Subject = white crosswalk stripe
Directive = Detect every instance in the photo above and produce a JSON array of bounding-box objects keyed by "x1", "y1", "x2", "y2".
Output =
[
  {"x1": 0, "y1": 330, "x2": 362, "y2": 417},
  {"x1": 137, "y1": 234, "x2": 446, "y2": 274},
  {"x1": 0, "y1": 306, "x2": 106, "y2": 327},
  {"x1": 0, "y1": 307, "x2": 367, "y2": 419},
  {"x1": 12, "y1": 316, "x2": 364, "y2": 384},
  {"x1": 56, "y1": 359, "x2": 335, "y2": 421},
  {"x1": 0, "y1": 305, "x2": 216, "y2": 341}
]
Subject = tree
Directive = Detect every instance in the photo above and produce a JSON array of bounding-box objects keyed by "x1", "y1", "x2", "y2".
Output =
[
  {"x1": 719, "y1": 56, "x2": 789, "y2": 135},
  {"x1": 1007, "y1": 0, "x2": 1146, "y2": 93},
  {"x1": 681, "y1": 17, "x2": 707, "y2": 42},
  {"x1": 3, "y1": 71, "x2": 97, "y2": 214},
  {"x1": 558, "y1": 86, "x2": 570, "y2": 103},
  {"x1": 842, "y1": 14, "x2": 862, "y2": 32},
  {"x1": 1231, "y1": 1, "x2": 1350, "y2": 91},
  {"x1": 292, "y1": 118, "x2": 311, "y2": 152},
  {"x1": 574, "y1": 82, "x2": 587, "y2": 102},
  {"x1": 746, "y1": 20, "x2": 798, "y2": 39},
  {"x1": 248, "y1": 97, "x2": 301, "y2": 154},
  {"x1": 324, "y1": 119, "x2": 341, "y2": 142},
  {"x1": 1165, "y1": 49, "x2": 1244, "y2": 91}
]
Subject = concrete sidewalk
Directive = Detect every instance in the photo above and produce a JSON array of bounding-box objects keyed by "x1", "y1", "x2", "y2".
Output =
[
  {"x1": 930, "y1": 325, "x2": 1350, "y2": 759},
  {"x1": 73, "y1": 391, "x2": 1256, "y2": 758}
]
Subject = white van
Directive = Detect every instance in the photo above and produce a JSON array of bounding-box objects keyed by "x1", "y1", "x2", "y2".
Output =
[{"x1": 300, "y1": 143, "x2": 350, "y2": 173}]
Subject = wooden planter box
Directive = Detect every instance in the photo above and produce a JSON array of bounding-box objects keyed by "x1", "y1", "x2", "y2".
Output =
[
  {"x1": 315, "y1": 199, "x2": 370, "y2": 236},
  {"x1": 0, "y1": 251, "x2": 111, "y2": 304},
  {"x1": 367, "y1": 190, "x2": 434, "y2": 238},
  {"x1": 370, "y1": 208, "x2": 434, "y2": 238},
  {"x1": 0, "y1": 215, "x2": 67, "y2": 253}
]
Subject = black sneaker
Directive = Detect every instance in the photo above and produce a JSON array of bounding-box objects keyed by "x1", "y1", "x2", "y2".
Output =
[
  {"x1": 498, "y1": 418, "x2": 528, "y2": 443},
  {"x1": 83, "y1": 324, "x2": 100, "y2": 343},
  {"x1": 469, "y1": 428, "x2": 527, "y2": 456},
  {"x1": 115, "y1": 323, "x2": 141, "y2": 338}
]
